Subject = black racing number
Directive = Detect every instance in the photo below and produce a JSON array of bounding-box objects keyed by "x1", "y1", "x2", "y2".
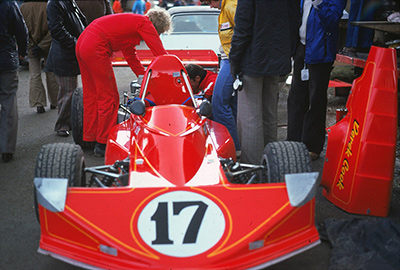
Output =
[
  {"x1": 151, "y1": 201, "x2": 208, "y2": 245},
  {"x1": 151, "y1": 202, "x2": 173, "y2": 245},
  {"x1": 173, "y1": 201, "x2": 208, "y2": 244}
]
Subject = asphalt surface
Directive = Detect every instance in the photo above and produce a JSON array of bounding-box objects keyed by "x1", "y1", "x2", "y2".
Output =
[{"x1": 0, "y1": 64, "x2": 399, "y2": 270}]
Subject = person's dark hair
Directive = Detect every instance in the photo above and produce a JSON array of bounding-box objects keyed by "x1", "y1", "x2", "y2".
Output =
[{"x1": 185, "y1": 63, "x2": 206, "y2": 80}]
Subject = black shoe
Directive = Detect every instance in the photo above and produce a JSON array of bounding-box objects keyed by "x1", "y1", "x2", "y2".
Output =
[
  {"x1": 94, "y1": 142, "x2": 106, "y2": 157},
  {"x1": 37, "y1": 106, "x2": 45, "y2": 114},
  {"x1": 50, "y1": 104, "x2": 57, "y2": 110},
  {"x1": 56, "y1": 130, "x2": 70, "y2": 137},
  {"x1": 309, "y1": 152, "x2": 320, "y2": 161},
  {"x1": 2, "y1": 153, "x2": 14, "y2": 162}
]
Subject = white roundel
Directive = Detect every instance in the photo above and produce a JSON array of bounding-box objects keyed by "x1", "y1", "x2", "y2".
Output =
[{"x1": 137, "y1": 190, "x2": 225, "y2": 257}]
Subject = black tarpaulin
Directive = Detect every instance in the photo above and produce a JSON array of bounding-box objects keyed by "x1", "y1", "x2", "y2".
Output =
[{"x1": 319, "y1": 218, "x2": 400, "y2": 270}]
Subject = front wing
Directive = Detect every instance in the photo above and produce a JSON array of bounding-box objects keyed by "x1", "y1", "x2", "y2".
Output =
[{"x1": 36, "y1": 182, "x2": 319, "y2": 269}]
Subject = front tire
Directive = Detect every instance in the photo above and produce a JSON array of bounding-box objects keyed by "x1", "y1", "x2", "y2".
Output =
[
  {"x1": 262, "y1": 141, "x2": 312, "y2": 183},
  {"x1": 34, "y1": 143, "x2": 86, "y2": 222}
]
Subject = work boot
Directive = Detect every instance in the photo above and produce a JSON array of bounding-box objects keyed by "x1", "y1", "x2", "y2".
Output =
[
  {"x1": 37, "y1": 106, "x2": 45, "y2": 114},
  {"x1": 56, "y1": 130, "x2": 69, "y2": 137},
  {"x1": 94, "y1": 142, "x2": 106, "y2": 157},
  {"x1": 309, "y1": 152, "x2": 320, "y2": 161}
]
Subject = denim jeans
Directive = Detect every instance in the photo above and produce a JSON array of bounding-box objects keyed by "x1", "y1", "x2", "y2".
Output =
[{"x1": 212, "y1": 59, "x2": 240, "y2": 150}]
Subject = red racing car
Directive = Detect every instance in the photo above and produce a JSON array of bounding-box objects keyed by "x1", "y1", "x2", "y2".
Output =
[{"x1": 34, "y1": 54, "x2": 319, "y2": 269}]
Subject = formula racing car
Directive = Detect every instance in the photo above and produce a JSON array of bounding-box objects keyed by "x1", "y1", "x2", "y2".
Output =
[{"x1": 34, "y1": 54, "x2": 320, "y2": 269}]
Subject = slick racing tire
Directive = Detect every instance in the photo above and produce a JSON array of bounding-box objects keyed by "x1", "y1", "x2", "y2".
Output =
[
  {"x1": 262, "y1": 141, "x2": 311, "y2": 183},
  {"x1": 34, "y1": 143, "x2": 86, "y2": 222},
  {"x1": 71, "y1": 87, "x2": 95, "y2": 149}
]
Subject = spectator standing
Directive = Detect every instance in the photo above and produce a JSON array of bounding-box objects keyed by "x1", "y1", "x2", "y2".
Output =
[
  {"x1": 344, "y1": 0, "x2": 377, "y2": 53},
  {"x1": 76, "y1": 8, "x2": 171, "y2": 157},
  {"x1": 16, "y1": 0, "x2": 29, "y2": 70},
  {"x1": 0, "y1": 0, "x2": 28, "y2": 162},
  {"x1": 201, "y1": 0, "x2": 240, "y2": 156},
  {"x1": 158, "y1": 0, "x2": 168, "y2": 9},
  {"x1": 132, "y1": 0, "x2": 145, "y2": 14},
  {"x1": 286, "y1": 0, "x2": 346, "y2": 161},
  {"x1": 113, "y1": 0, "x2": 124, "y2": 13},
  {"x1": 229, "y1": 0, "x2": 299, "y2": 165},
  {"x1": 174, "y1": 0, "x2": 184, "y2": 6},
  {"x1": 145, "y1": 0, "x2": 153, "y2": 14},
  {"x1": 120, "y1": 0, "x2": 127, "y2": 10},
  {"x1": 20, "y1": 0, "x2": 59, "y2": 114},
  {"x1": 185, "y1": 63, "x2": 217, "y2": 101},
  {"x1": 46, "y1": 0, "x2": 86, "y2": 137},
  {"x1": 76, "y1": 0, "x2": 113, "y2": 25}
]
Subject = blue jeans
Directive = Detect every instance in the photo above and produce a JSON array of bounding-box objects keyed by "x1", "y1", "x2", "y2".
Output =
[{"x1": 212, "y1": 59, "x2": 240, "y2": 150}]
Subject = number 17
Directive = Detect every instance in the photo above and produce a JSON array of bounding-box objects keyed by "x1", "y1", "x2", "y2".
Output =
[{"x1": 151, "y1": 201, "x2": 208, "y2": 245}]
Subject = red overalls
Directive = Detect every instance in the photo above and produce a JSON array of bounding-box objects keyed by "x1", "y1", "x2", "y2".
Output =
[
  {"x1": 76, "y1": 13, "x2": 167, "y2": 144},
  {"x1": 199, "y1": 70, "x2": 217, "y2": 101}
]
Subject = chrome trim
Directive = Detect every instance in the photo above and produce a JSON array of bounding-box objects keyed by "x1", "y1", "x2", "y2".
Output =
[
  {"x1": 38, "y1": 248, "x2": 105, "y2": 270},
  {"x1": 248, "y1": 240, "x2": 321, "y2": 270},
  {"x1": 181, "y1": 70, "x2": 198, "y2": 108}
]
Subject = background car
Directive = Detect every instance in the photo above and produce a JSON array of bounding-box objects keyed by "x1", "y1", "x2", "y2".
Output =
[{"x1": 139, "y1": 6, "x2": 221, "y2": 57}]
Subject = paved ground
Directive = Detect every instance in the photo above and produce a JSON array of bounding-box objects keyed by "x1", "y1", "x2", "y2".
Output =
[{"x1": 0, "y1": 64, "x2": 399, "y2": 269}]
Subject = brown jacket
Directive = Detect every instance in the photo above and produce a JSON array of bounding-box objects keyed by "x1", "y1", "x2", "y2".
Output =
[
  {"x1": 76, "y1": 0, "x2": 113, "y2": 25},
  {"x1": 20, "y1": 1, "x2": 51, "y2": 58}
]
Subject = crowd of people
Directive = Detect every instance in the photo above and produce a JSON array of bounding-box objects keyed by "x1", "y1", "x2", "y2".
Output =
[
  {"x1": 1, "y1": 0, "x2": 348, "y2": 163},
  {"x1": 202, "y1": 0, "x2": 346, "y2": 164}
]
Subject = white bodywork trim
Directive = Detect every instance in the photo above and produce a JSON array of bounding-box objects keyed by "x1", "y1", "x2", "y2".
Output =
[
  {"x1": 38, "y1": 248, "x2": 105, "y2": 270},
  {"x1": 248, "y1": 240, "x2": 321, "y2": 270},
  {"x1": 34, "y1": 177, "x2": 68, "y2": 212},
  {"x1": 285, "y1": 172, "x2": 319, "y2": 207}
]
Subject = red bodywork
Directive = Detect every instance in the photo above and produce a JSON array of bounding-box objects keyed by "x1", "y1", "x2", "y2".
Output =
[
  {"x1": 112, "y1": 49, "x2": 219, "y2": 71},
  {"x1": 37, "y1": 54, "x2": 319, "y2": 269},
  {"x1": 321, "y1": 46, "x2": 398, "y2": 217}
]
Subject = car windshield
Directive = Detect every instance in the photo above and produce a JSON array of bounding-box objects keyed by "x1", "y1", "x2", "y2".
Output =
[{"x1": 171, "y1": 14, "x2": 218, "y2": 34}]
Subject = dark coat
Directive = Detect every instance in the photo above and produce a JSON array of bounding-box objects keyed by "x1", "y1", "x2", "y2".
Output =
[
  {"x1": 0, "y1": 1, "x2": 28, "y2": 72},
  {"x1": 229, "y1": 0, "x2": 300, "y2": 77},
  {"x1": 76, "y1": 0, "x2": 112, "y2": 25},
  {"x1": 46, "y1": 0, "x2": 86, "y2": 76}
]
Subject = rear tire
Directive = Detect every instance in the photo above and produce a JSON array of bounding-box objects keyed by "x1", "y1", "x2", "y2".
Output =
[
  {"x1": 34, "y1": 143, "x2": 86, "y2": 222},
  {"x1": 71, "y1": 87, "x2": 95, "y2": 149},
  {"x1": 262, "y1": 141, "x2": 311, "y2": 183}
]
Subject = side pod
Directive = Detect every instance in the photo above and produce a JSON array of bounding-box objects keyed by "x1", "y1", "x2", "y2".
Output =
[{"x1": 321, "y1": 46, "x2": 398, "y2": 217}]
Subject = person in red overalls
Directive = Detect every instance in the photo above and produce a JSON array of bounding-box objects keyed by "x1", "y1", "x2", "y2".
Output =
[
  {"x1": 144, "y1": 0, "x2": 152, "y2": 14},
  {"x1": 76, "y1": 7, "x2": 171, "y2": 157},
  {"x1": 185, "y1": 63, "x2": 217, "y2": 102},
  {"x1": 112, "y1": 0, "x2": 123, "y2": 13}
]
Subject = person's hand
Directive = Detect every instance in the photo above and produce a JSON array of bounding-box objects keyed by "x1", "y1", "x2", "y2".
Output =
[
  {"x1": 312, "y1": 0, "x2": 323, "y2": 9},
  {"x1": 32, "y1": 45, "x2": 44, "y2": 58}
]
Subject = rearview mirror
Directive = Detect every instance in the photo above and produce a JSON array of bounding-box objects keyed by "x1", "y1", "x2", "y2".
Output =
[
  {"x1": 198, "y1": 99, "x2": 212, "y2": 118},
  {"x1": 129, "y1": 100, "x2": 146, "y2": 116}
]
